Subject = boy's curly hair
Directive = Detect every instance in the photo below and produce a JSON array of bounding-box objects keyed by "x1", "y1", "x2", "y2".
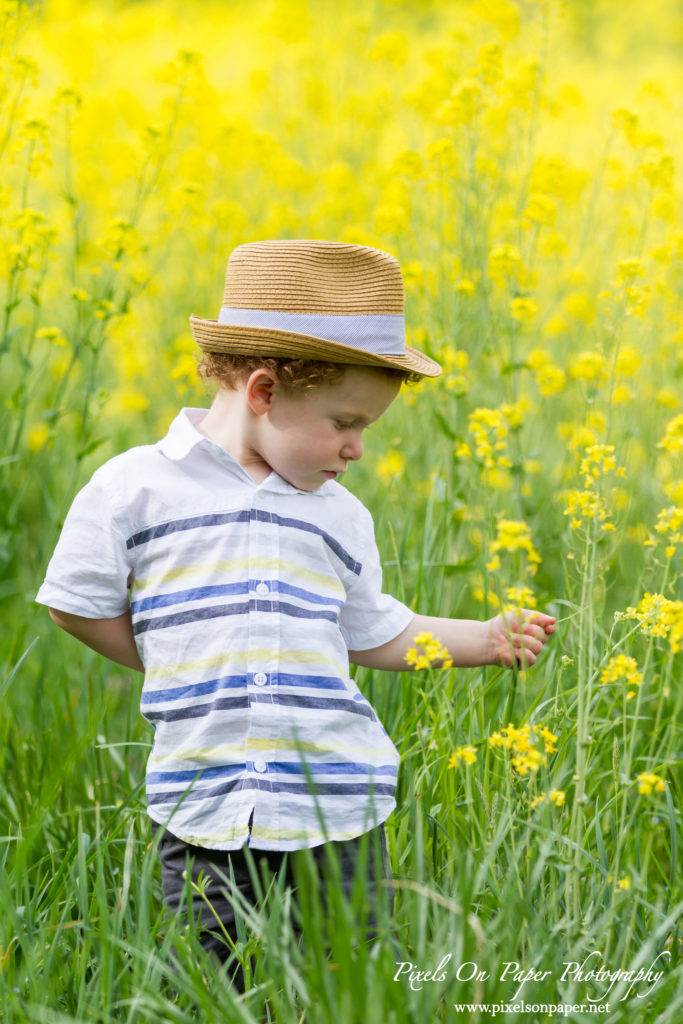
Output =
[{"x1": 196, "y1": 350, "x2": 421, "y2": 392}]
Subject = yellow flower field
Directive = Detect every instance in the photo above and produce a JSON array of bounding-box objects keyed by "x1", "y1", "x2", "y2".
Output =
[{"x1": 1, "y1": 0, "x2": 682, "y2": 1020}]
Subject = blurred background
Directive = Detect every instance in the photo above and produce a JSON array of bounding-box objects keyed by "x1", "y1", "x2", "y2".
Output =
[{"x1": 1, "y1": 3, "x2": 682, "y2": 1017}]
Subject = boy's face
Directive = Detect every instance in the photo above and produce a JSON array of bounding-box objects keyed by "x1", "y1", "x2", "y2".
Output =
[{"x1": 255, "y1": 366, "x2": 401, "y2": 492}]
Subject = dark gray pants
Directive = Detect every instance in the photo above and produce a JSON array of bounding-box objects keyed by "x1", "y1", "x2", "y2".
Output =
[{"x1": 152, "y1": 821, "x2": 393, "y2": 990}]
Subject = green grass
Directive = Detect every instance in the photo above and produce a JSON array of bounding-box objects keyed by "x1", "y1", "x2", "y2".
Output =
[{"x1": 1, "y1": 480, "x2": 681, "y2": 1021}]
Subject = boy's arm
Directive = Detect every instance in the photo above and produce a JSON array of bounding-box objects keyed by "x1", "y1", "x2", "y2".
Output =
[
  {"x1": 348, "y1": 610, "x2": 556, "y2": 672},
  {"x1": 48, "y1": 607, "x2": 145, "y2": 673}
]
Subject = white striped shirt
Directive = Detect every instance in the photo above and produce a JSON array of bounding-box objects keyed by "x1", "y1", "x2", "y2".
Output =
[{"x1": 36, "y1": 408, "x2": 414, "y2": 850}]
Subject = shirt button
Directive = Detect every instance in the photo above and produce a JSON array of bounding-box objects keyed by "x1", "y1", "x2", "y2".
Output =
[
  {"x1": 255, "y1": 582, "x2": 269, "y2": 595},
  {"x1": 254, "y1": 760, "x2": 267, "y2": 773},
  {"x1": 254, "y1": 672, "x2": 268, "y2": 686}
]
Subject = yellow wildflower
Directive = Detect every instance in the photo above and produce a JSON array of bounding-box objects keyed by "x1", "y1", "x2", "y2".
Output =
[
  {"x1": 376, "y1": 451, "x2": 405, "y2": 485},
  {"x1": 170, "y1": 353, "x2": 200, "y2": 393},
  {"x1": 487, "y1": 721, "x2": 558, "y2": 777},
  {"x1": 454, "y1": 278, "x2": 476, "y2": 296},
  {"x1": 509, "y1": 296, "x2": 538, "y2": 323},
  {"x1": 641, "y1": 151, "x2": 674, "y2": 190},
  {"x1": 53, "y1": 86, "x2": 83, "y2": 112},
  {"x1": 564, "y1": 292, "x2": 595, "y2": 324},
  {"x1": 612, "y1": 108, "x2": 639, "y2": 145},
  {"x1": 615, "y1": 258, "x2": 645, "y2": 286},
  {"x1": 36, "y1": 326, "x2": 67, "y2": 346},
  {"x1": 392, "y1": 150, "x2": 423, "y2": 179},
  {"x1": 368, "y1": 30, "x2": 408, "y2": 65},
  {"x1": 475, "y1": 43, "x2": 502, "y2": 86},
  {"x1": 448, "y1": 746, "x2": 477, "y2": 768},
  {"x1": 487, "y1": 519, "x2": 542, "y2": 575},
  {"x1": 426, "y1": 137, "x2": 458, "y2": 173},
  {"x1": 600, "y1": 655, "x2": 643, "y2": 689},
  {"x1": 488, "y1": 244, "x2": 524, "y2": 287},
  {"x1": 27, "y1": 424, "x2": 49, "y2": 452},
  {"x1": 402, "y1": 261, "x2": 424, "y2": 293},
  {"x1": 521, "y1": 194, "x2": 557, "y2": 229},
  {"x1": 439, "y1": 346, "x2": 469, "y2": 373},
  {"x1": 654, "y1": 507, "x2": 683, "y2": 550},
  {"x1": 17, "y1": 116, "x2": 51, "y2": 173},
  {"x1": 616, "y1": 877, "x2": 631, "y2": 891},
  {"x1": 106, "y1": 388, "x2": 150, "y2": 414},
  {"x1": 657, "y1": 414, "x2": 683, "y2": 453},
  {"x1": 512, "y1": 747, "x2": 547, "y2": 776},
  {"x1": 636, "y1": 772, "x2": 665, "y2": 796},
  {"x1": 610, "y1": 384, "x2": 632, "y2": 405},
  {"x1": 468, "y1": 407, "x2": 510, "y2": 469},
  {"x1": 504, "y1": 585, "x2": 537, "y2": 611},
  {"x1": 404, "y1": 632, "x2": 453, "y2": 671},
  {"x1": 624, "y1": 284, "x2": 650, "y2": 319},
  {"x1": 536, "y1": 362, "x2": 566, "y2": 396},
  {"x1": 526, "y1": 348, "x2": 552, "y2": 372},
  {"x1": 579, "y1": 444, "x2": 620, "y2": 486},
  {"x1": 558, "y1": 419, "x2": 604, "y2": 454},
  {"x1": 542, "y1": 313, "x2": 568, "y2": 337},
  {"x1": 549, "y1": 789, "x2": 566, "y2": 807},
  {"x1": 615, "y1": 346, "x2": 641, "y2": 377},
  {"x1": 568, "y1": 350, "x2": 608, "y2": 385},
  {"x1": 625, "y1": 593, "x2": 683, "y2": 653},
  {"x1": 437, "y1": 76, "x2": 482, "y2": 125},
  {"x1": 538, "y1": 726, "x2": 558, "y2": 754},
  {"x1": 563, "y1": 489, "x2": 604, "y2": 529},
  {"x1": 500, "y1": 397, "x2": 533, "y2": 430}
]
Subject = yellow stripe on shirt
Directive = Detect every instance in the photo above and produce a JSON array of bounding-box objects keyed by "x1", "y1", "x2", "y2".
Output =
[
  {"x1": 132, "y1": 556, "x2": 345, "y2": 597},
  {"x1": 144, "y1": 648, "x2": 348, "y2": 681}
]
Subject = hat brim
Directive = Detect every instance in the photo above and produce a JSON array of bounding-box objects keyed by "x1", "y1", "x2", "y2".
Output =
[{"x1": 189, "y1": 315, "x2": 442, "y2": 378}]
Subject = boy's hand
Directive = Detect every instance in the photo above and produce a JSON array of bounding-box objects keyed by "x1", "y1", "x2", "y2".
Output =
[
  {"x1": 48, "y1": 607, "x2": 145, "y2": 673},
  {"x1": 486, "y1": 610, "x2": 556, "y2": 669}
]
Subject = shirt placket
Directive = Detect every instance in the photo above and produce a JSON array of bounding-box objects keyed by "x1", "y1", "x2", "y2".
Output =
[{"x1": 246, "y1": 490, "x2": 280, "y2": 839}]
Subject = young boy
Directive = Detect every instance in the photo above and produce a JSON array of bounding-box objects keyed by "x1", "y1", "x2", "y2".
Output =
[{"x1": 36, "y1": 239, "x2": 555, "y2": 982}]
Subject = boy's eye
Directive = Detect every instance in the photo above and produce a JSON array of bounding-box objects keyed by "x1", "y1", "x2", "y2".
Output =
[
  {"x1": 334, "y1": 420, "x2": 371, "y2": 432},
  {"x1": 333, "y1": 418, "x2": 372, "y2": 432}
]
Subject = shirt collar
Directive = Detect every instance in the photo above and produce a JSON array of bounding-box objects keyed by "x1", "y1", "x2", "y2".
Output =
[{"x1": 156, "y1": 407, "x2": 334, "y2": 497}]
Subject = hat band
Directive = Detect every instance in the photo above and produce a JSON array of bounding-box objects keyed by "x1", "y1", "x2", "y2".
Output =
[{"x1": 217, "y1": 307, "x2": 406, "y2": 356}]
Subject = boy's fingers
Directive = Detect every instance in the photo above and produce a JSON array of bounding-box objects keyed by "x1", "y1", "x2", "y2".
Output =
[
  {"x1": 514, "y1": 647, "x2": 536, "y2": 667},
  {"x1": 521, "y1": 610, "x2": 556, "y2": 625},
  {"x1": 520, "y1": 611, "x2": 556, "y2": 636},
  {"x1": 522, "y1": 623, "x2": 549, "y2": 644},
  {"x1": 498, "y1": 613, "x2": 554, "y2": 667},
  {"x1": 511, "y1": 633, "x2": 543, "y2": 655}
]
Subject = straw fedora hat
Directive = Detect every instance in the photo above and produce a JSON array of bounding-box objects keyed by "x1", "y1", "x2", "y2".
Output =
[{"x1": 190, "y1": 239, "x2": 442, "y2": 378}]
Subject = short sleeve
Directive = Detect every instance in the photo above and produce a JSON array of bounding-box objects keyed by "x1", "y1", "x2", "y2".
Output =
[
  {"x1": 338, "y1": 506, "x2": 414, "y2": 651},
  {"x1": 35, "y1": 471, "x2": 134, "y2": 619}
]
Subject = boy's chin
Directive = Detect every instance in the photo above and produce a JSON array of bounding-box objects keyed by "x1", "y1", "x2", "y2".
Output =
[{"x1": 287, "y1": 472, "x2": 336, "y2": 492}]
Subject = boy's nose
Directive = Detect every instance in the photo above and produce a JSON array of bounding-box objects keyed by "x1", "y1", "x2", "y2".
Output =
[{"x1": 341, "y1": 435, "x2": 363, "y2": 461}]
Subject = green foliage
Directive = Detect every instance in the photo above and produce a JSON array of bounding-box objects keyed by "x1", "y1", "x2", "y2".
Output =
[{"x1": 1, "y1": 0, "x2": 682, "y2": 1019}]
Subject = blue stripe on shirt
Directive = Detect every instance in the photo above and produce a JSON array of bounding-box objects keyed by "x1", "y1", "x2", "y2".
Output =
[
  {"x1": 146, "y1": 761, "x2": 398, "y2": 785},
  {"x1": 140, "y1": 671, "x2": 349, "y2": 705},
  {"x1": 143, "y1": 692, "x2": 377, "y2": 724},
  {"x1": 131, "y1": 579, "x2": 345, "y2": 615},
  {"x1": 132, "y1": 599, "x2": 340, "y2": 636},
  {"x1": 147, "y1": 776, "x2": 396, "y2": 805},
  {"x1": 126, "y1": 508, "x2": 361, "y2": 574}
]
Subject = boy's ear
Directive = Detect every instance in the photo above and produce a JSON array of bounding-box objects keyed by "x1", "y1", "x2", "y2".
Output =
[{"x1": 245, "y1": 368, "x2": 278, "y2": 416}]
